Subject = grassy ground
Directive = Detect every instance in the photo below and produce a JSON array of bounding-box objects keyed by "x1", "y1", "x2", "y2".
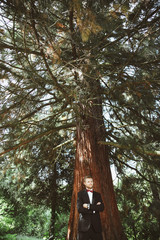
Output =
[{"x1": 16, "y1": 236, "x2": 43, "y2": 240}]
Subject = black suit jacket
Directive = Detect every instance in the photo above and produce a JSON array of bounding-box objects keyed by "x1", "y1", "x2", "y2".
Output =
[{"x1": 77, "y1": 189, "x2": 104, "y2": 232}]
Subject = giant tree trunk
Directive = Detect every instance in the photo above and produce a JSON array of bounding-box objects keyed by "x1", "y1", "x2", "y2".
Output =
[
  {"x1": 150, "y1": 181, "x2": 160, "y2": 236},
  {"x1": 49, "y1": 163, "x2": 57, "y2": 240},
  {"x1": 67, "y1": 99, "x2": 127, "y2": 240}
]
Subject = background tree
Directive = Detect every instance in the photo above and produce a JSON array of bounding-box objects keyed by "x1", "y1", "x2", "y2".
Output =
[
  {"x1": 0, "y1": 0, "x2": 159, "y2": 239},
  {"x1": 115, "y1": 173, "x2": 160, "y2": 240},
  {"x1": 0, "y1": 184, "x2": 50, "y2": 239},
  {"x1": 0, "y1": 133, "x2": 74, "y2": 239}
]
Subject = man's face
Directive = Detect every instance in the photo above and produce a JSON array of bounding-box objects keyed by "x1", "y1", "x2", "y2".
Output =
[{"x1": 84, "y1": 178, "x2": 93, "y2": 189}]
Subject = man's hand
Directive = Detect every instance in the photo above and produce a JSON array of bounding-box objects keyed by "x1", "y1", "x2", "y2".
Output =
[
  {"x1": 96, "y1": 202, "x2": 101, "y2": 205},
  {"x1": 83, "y1": 203, "x2": 88, "y2": 208}
]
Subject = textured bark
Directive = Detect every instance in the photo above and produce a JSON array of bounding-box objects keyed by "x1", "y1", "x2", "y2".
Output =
[
  {"x1": 67, "y1": 100, "x2": 127, "y2": 240},
  {"x1": 49, "y1": 164, "x2": 57, "y2": 240},
  {"x1": 150, "y1": 182, "x2": 160, "y2": 236}
]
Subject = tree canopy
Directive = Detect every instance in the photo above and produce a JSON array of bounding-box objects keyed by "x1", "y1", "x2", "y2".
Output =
[{"x1": 0, "y1": 0, "x2": 160, "y2": 239}]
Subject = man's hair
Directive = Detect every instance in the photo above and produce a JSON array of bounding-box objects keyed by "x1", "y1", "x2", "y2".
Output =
[{"x1": 83, "y1": 175, "x2": 93, "y2": 182}]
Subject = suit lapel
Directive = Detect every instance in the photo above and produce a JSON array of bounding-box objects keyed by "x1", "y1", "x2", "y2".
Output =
[{"x1": 92, "y1": 191, "x2": 96, "y2": 204}]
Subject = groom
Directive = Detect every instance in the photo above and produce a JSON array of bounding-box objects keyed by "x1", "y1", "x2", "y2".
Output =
[{"x1": 77, "y1": 176, "x2": 104, "y2": 240}]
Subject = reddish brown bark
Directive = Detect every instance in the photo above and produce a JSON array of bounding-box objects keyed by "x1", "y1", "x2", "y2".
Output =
[{"x1": 67, "y1": 101, "x2": 127, "y2": 240}]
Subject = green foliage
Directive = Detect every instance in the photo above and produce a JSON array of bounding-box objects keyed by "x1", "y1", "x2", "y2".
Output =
[
  {"x1": 54, "y1": 213, "x2": 69, "y2": 239},
  {"x1": 0, "y1": 234, "x2": 17, "y2": 240},
  {"x1": 16, "y1": 236, "x2": 43, "y2": 240},
  {"x1": 0, "y1": 193, "x2": 51, "y2": 238},
  {"x1": 0, "y1": 197, "x2": 17, "y2": 237},
  {"x1": 116, "y1": 175, "x2": 160, "y2": 240},
  {"x1": 21, "y1": 206, "x2": 51, "y2": 238},
  {"x1": 0, "y1": 0, "x2": 160, "y2": 238}
]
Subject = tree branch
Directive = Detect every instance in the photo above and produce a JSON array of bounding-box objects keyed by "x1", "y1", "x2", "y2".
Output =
[
  {"x1": 0, "y1": 42, "x2": 42, "y2": 56},
  {"x1": 98, "y1": 141, "x2": 160, "y2": 157},
  {"x1": 52, "y1": 138, "x2": 74, "y2": 151},
  {"x1": 0, "y1": 123, "x2": 76, "y2": 157}
]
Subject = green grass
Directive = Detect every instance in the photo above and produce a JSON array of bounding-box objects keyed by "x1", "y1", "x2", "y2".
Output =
[{"x1": 16, "y1": 236, "x2": 43, "y2": 240}]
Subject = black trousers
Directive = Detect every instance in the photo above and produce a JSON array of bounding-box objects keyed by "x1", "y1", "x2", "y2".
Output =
[{"x1": 78, "y1": 225, "x2": 103, "y2": 240}]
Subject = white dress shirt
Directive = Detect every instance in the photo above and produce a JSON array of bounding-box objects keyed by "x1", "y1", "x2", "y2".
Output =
[
  {"x1": 87, "y1": 189, "x2": 95, "y2": 213},
  {"x1": 87, "y1": 189, "x2": 93, "y2": 204}
]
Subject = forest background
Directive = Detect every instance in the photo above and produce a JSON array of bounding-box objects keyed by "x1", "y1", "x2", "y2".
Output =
[{"x1": 0, "y1": 0, "x2": 159, "y2": 240}]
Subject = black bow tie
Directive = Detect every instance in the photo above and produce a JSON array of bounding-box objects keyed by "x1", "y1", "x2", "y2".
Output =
[{"x1": 87, "y1": 190, "x2": 93, "y2": 193}]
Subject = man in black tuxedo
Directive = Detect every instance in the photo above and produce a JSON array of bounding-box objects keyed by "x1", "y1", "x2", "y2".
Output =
[{"x1": 77, "y1": 176, "x2": 104, "y2": 240}]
